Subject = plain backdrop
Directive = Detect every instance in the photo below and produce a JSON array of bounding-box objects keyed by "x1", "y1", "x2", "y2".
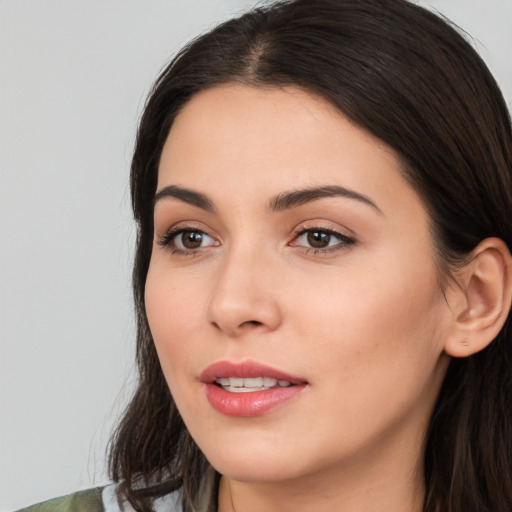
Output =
[{"x1": 1, "y1": 1, "x2": 511, "y2": 510}]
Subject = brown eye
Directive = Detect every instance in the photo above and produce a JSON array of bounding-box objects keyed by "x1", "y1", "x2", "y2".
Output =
[
  {"x1": 292, "y1": 228, "x2": 355, "y2": 253},
  {"x1": 180, "y1": 231, "x2": 204, "y2": 249},
  {"x1": 307, "y1": 231, "x2": 331, "y2": 248},
  {"x1": 160, "y1": 228, "x2": 217, "y2": 252}
]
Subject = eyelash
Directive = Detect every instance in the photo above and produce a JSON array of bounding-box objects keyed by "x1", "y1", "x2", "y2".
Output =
[
  {"x1": 157, "y1": 225, "x2": 215, "y2": 256},
  {"x1": 157, "y1": 225, "x2": 355, "y2": 256},
  {"x1": 291, "y1": 226, "x2": 355, "y2": 255}
]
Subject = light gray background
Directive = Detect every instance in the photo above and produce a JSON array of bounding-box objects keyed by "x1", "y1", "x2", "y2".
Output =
[{"x1": 1, "y1": 1, "x2": 511, "y2": 510}]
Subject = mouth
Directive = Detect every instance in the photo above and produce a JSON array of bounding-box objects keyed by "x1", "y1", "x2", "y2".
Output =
[
  {"x1": 213, "y1": 376, "x2": 294, "y2": 393},
  {"x1": 200, "y1": 360, "x2": 308, "y2": 417}
]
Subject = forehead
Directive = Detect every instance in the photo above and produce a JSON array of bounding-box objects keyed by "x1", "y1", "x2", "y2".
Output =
[
  {"x1": 164, "y1": 84, "x2": 387, "y2": 154},
  {"x1": 157, "y1": 85, "x2": 417, "y2": 216}
]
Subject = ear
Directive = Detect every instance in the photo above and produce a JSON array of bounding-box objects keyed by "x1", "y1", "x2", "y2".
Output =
[{"x1": 444, "y1": 237, "x2": 512, "y2": 358}]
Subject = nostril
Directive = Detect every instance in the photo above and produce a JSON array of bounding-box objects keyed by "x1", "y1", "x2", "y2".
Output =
[{"x1": 244, "y1": 320, "x2": 263, "y2": 327}]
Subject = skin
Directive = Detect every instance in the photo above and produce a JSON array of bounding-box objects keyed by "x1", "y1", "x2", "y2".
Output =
[{"x1": 145, "y1": 85, "x2": 456, "y2": 512}]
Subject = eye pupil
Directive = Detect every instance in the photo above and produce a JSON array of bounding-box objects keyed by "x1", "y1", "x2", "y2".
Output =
[
  {"x1": 182, "y1": 231, "x2": 203, "y2": 249},
  {"x1": 307, "y1": 231, "x2": 330, "y2": 248}
]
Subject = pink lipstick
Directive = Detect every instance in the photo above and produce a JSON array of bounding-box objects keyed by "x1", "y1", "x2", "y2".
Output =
[{"x1": 200, "y1": 360, "x2": 308, "y2": 417}]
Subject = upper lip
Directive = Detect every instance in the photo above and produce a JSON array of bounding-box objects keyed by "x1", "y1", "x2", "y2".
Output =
[{"x1": 200, "y1": 360, "x2": 307, "y2": 385}]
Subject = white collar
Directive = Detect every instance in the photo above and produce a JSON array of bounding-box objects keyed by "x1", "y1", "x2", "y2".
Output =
[{"x1": 102, "y1": 483, "x2": 182, "y2": 512}]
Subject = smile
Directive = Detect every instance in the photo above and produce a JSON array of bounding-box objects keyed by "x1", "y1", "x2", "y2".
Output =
[
  {"x1": 201, "y1": 361, "x2": 307, "y2": 416},
  {"x1": 214, "y1": 377, "x2": 293, "y2": 393}
]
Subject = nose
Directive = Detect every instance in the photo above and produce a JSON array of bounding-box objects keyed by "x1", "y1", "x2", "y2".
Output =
[{"x1": 206, "y1": 246, "x2": 282, "y2": 338}]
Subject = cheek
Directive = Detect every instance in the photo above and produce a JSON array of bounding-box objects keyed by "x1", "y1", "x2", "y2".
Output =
[
  {"x1": 145, "y1": 269, "x2": 211, "y2": 428},
  {"x1": 279, "y1": 263, "x2": 446, "y2": 457},
  {"x1": 144, "y1": 264, "x2": 206, "y2": 378},
  {"x1": 289, "y1": 254, "x2": 446, "y2": 392}
]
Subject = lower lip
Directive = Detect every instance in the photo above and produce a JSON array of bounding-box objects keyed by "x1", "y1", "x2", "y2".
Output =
[{"x1": 204, "y1": 383, "x2": 306, "y2": 417}]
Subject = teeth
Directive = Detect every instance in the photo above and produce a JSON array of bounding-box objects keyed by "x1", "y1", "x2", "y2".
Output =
[
  {"x1": 244, "y1": 377, "x2": 263, "y2": 387},
  {"x1": 230, "y1": 377, "x2": 244, "y2": 387},
  {"x1": 214, "y1": 376, "x2": 293, "y2": 392}
]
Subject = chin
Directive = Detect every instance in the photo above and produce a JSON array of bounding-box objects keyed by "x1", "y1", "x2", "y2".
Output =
[
  {"x1": 211, "y1": 457, "x2": 304, "y2": 483},
  {"x1": 196, "y1": 434, "x2": 323, "y2": 483}
]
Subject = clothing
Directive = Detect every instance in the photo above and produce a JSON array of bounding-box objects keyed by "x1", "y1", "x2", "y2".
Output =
[{"x1": 15, "y1": 484, "x2": 182, "y2": 512}]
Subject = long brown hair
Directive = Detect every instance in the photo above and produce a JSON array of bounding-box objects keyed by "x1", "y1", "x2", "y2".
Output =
[{"x1": 108, "y1": 1, "x2": 512, "y2": 510}]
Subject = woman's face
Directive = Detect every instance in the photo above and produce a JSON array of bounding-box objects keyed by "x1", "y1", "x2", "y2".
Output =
[{"x1": 145, "y1": 85, "x2": 452, "y2": 484}]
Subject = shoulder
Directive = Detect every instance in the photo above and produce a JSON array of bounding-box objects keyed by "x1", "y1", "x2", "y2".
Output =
[
  {"x1": 15, "y1": 484, "x2": 183, "y2": 512},
  {"x1": 15, "y1": 487, "x2": 104, "y2": 512}
]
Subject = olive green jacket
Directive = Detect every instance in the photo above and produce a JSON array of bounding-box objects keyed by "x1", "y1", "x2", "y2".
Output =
[
  {"x1": 16, "y1": 488, "x2": 104, "y2": 512},
  {"x1": 15, "y1": 485, "x2": 181, "y2": 512}
]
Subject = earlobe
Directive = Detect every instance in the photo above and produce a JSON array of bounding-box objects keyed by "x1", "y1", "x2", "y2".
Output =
[{"x1": 444, "y1": 237, "x2": 512, "y2": 358}]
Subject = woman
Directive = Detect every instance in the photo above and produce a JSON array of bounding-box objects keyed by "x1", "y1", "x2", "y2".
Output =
[{"x1": 18, "y1": 0, "x2": 512, "y2": 511}]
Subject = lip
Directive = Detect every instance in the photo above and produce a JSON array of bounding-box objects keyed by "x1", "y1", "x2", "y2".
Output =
[
  {"x1": 200, "y1": 360, "x2": 306, "y2": 384},
  {"x1": 200, "y1": 360, "x2": 308, "y2": 417}
]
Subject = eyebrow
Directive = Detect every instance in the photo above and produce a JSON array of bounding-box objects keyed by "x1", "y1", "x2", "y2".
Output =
[
  {"x1": 268, "y1": 185, "x2": 382, "y2": 214},
  {"x1": 153, "y1": 185, "x2": 215, "y2": 212},
  {"x1": 153, "y1": 184, "x2": 381, "y2": 215}
]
